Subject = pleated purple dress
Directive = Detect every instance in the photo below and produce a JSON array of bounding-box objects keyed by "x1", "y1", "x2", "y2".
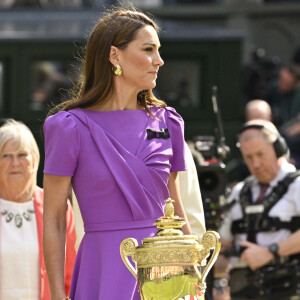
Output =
[{"x1": 43, "y1": 106, "x2": 186, "y2": 300}]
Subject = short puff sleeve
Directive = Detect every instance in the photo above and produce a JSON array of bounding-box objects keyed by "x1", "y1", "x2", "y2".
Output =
[
  {"x1": 43, "y1": 111, "x2": 80, "y2": 176},
  {"x1": 166, "y1": 107, "x2": 187, "y2": 172}
]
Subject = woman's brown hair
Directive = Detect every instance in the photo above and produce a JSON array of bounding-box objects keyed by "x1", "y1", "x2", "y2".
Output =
[{"x1": 49, "y1": 7, "x2": 166, "y2": 116}]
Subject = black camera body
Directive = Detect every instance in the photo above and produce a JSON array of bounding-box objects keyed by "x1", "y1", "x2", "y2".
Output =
[
  {"x1": 230, "y1": 259, "x2": 300, "y2": 299},
  {"x1": 192, "y1": 135, "x2": 228, "y2": 231}
]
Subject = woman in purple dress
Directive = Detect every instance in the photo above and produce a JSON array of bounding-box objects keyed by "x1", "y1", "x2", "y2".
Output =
[{"x1": 43, "y1": 7, "x2": 192, "y2": 300}]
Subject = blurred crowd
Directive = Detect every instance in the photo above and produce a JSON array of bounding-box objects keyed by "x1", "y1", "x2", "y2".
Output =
[
  {"x1": 1, "y1": 0, "x2": 300, "y2": 9},
  {"x1": 243, "y1": 45, "x2": 300, "y2": 170},
  {"x1": 209, "y1": 45, "x2": 300, "y2": 300}
]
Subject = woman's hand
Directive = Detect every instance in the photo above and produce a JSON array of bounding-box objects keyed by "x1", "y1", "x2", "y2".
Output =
[{"x1": 167, "y1": 172, "x2": 192, "y2": 235}]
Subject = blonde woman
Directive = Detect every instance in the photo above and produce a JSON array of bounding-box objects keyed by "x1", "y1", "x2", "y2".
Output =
[{"x1": 0, "y1": 119, "x2": 76, "y2": 300}]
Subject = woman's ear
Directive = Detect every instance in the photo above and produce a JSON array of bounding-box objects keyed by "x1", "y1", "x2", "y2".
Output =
[{"x1": 109, "y1": 46, "x2": 120, "y2": 65}]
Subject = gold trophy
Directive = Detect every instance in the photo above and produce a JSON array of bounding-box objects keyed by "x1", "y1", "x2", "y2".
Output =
[{"x1": 120, "y1": 198, "x2": 221, "y2": 300}]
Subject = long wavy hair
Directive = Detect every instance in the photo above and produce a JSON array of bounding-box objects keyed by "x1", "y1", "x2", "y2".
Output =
[{"x1": 49, "y1": 7, "x2": 166, "y2": 116}]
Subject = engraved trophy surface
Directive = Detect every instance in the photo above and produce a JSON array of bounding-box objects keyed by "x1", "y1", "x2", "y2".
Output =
[{"x1": 120, "y1": 198, "x2": 221, "y2": 300}]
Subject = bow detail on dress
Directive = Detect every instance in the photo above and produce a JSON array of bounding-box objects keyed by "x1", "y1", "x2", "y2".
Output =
[{"x1": 146, "y1": 128, "x2": 170, "y2": 140}]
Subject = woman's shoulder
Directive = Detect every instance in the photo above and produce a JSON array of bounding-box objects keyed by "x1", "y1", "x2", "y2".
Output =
[
  {"x1": 150, "y1": 106, "x2": 184, "y2": 138},
  {"x1": 151, "y1": 106, "x2": 183, "y2": 120},
  {"x1": 163, "y1": 106, "x2": 184, "y2": 126},
  {"x1": 44, "y1": 110, "x2": 80, "y2": 138},
  {"x1": 45, "y1": 110, "x2": 76, "y2": 122},
  {"x1": 33, "y1": 186, "x2": 44, "y2": 203},
  {"x1": 44, "y1": 110, "x2": 78, "y2": 128}
]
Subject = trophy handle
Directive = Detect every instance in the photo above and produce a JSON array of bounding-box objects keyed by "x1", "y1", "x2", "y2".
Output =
[
  {"x1": 120, "y1": 238, "x2": 138, "y2": 279},
  {"x1": 195, "y1": 231, "x2": 221, "y2": 288}
]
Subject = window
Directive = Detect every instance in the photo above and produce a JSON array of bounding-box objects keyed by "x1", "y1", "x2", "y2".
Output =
[
  {"x1": 155, "y1": 59, "x2": 201, "y2": 109},
  {"x1": 30, "y1": 60, "x2": 81, "y2": 111}
]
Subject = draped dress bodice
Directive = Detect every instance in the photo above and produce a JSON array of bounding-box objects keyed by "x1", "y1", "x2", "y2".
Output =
[{"x1": 43, "y1": 106, "x2": 186, "y2": 299}]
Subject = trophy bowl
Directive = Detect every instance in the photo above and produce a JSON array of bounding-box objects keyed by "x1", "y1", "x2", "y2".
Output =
[{"x1": 120, "y1": 198, "x2": 221, "y2": 300}]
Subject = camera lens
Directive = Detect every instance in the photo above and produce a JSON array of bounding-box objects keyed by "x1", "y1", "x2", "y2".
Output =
[{"x1": 199, "y1": 171, "x2": 219, "y2": 192}]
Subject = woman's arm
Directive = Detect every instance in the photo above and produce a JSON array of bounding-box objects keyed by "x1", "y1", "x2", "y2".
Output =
[
  {"x1": 168, "y1": 172, "x2": 192, "y2": 235},
  {"x1": 64, "y1": 199, "x2": 77, "y2": 296},
  {"x1": 43, "y1": 174, "x2": 72, "y2": 300}
]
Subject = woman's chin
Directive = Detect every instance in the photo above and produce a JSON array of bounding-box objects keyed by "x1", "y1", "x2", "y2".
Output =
[
  {"x1": 150, "y1": 81, "x2": 157, "y2": 89},
  {"x1": 8, "y1": 176, "x2": 26, "y2": 185},
  {"x1": 142, "y1": 82, "x2": 156, "y2": 91}
]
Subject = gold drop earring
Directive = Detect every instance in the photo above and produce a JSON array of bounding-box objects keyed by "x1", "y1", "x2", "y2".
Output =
[{"x1": 113, "y1": 64, "x2": 122, "y2": 76}]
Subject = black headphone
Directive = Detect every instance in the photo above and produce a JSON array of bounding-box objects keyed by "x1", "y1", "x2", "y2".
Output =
[{"x1": 237, "y1": 124, "x2": 289, "y2": 158}]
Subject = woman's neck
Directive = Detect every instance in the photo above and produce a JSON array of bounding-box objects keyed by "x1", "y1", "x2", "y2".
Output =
[
  {"x1": 88, "y1": 83, "x2": 143, "y2": 111},
  {"x1": 0, "y1": 184, "x2": 32, "y2": 203},
  {"x1": 97, "y1": 100, "x2": 143, "y2": 111}
]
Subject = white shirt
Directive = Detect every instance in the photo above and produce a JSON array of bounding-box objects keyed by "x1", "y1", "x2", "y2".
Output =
[
  {"x1": 179, "y1": 142, "x2": 206, "y2": 239},
  {"x1": 220, "y1": 160, "x2": 300, "y2": 246},
  {"x1": 0, "y1": 198, "x2": 40, "y2": 300}
]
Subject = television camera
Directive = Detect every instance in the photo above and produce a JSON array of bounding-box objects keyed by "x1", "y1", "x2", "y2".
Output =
[
  {"x1": 192, "y1": 86, "x2": 230, "y2": 231},
  {"x1": 243, "y1": 47, "x2": 281, "y2": 101}
]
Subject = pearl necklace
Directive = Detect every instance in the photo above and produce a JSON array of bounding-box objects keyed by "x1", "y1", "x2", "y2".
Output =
[{"x1": 1, "y1": 207, "x2": 35, "y2": 228}]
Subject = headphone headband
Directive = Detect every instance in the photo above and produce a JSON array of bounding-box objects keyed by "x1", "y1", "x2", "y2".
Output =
[
  {"x1": 237, "y1": 123, "x2": 288, "y2": 158},
  {"x1": 238, "y1": 124, "x2": 277, "y2": 137}
]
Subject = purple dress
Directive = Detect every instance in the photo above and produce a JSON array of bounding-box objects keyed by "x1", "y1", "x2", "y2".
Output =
[{"x1": 43, "y1": 106, "x2": 186, "y2": 299}]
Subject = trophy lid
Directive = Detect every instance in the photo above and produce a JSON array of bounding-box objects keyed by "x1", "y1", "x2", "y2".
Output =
[
  {"x1": 139, "y1": 197, "x2": 200, "y2": 247},
  {"x1": 153, "y1": 198, "x2": 186, "y2": 237}
]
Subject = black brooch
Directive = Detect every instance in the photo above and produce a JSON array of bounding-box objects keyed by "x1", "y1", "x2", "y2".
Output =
[{"x1": 147, "y1": 128, "x2": 170, "y2": 140}]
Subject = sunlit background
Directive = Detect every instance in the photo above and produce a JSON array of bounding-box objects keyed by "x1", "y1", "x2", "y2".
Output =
[{"x1": 0, "y1": 0, "x2": 300, "y2": 186}]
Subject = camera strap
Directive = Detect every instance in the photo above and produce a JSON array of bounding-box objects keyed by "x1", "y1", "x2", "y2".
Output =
[{"x1": 231, "y1": 170, "x2": 300, "y2": 235}]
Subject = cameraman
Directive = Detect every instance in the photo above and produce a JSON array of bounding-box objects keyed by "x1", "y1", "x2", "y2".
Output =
[
  {"x1": 266, "y1": 64, "x2": 300, "y2": 127},
  {"x1": 214, "y1": 119, "x2": 300, "y2": 300}
]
